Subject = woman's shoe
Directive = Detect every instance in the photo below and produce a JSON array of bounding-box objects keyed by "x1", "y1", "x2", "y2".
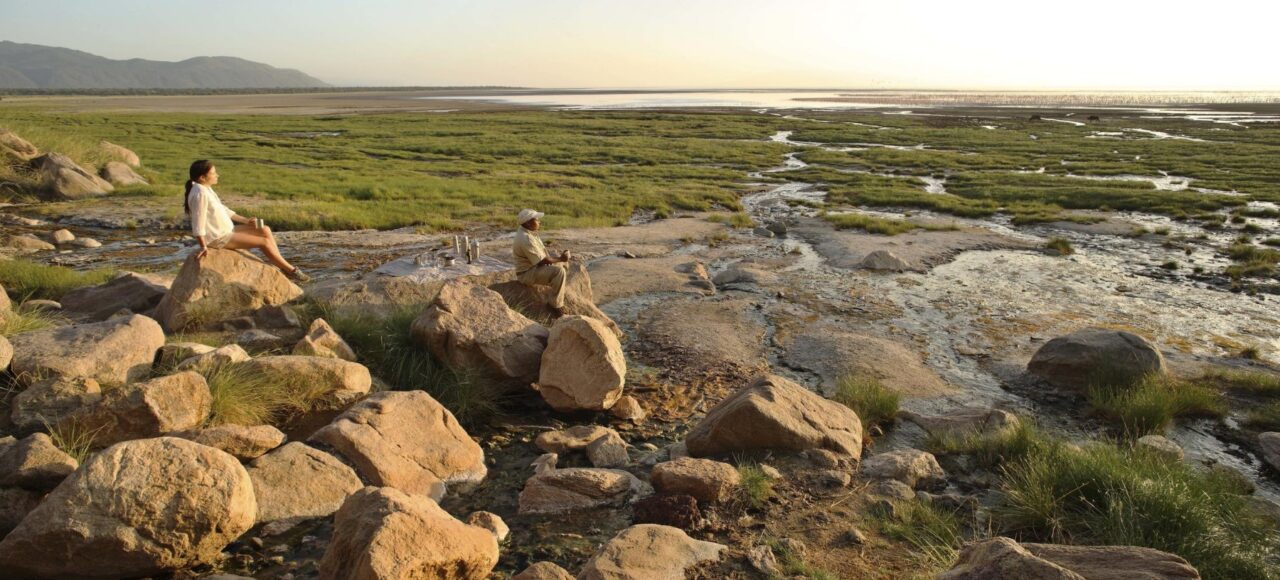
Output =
[{"x1": 286, "y1": 267, "x2": 311, "y2": 282}]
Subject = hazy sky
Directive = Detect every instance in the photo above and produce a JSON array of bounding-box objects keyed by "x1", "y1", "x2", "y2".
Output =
[{"x1": 3, "y1": 0, "x2": 1278, "y2": 90}]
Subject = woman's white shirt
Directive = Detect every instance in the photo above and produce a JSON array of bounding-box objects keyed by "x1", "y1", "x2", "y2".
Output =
[{"x1": 188, "y1": 183, "x2": 236, "y2": 242}]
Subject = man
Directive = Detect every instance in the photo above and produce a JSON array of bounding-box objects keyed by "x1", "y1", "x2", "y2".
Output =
[{"x1": 513, "y1": 208, "x2": 570, "y2": 315}]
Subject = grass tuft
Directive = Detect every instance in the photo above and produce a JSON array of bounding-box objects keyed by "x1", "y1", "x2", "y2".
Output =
[
  {"x1": 0, "y1": 302, "x2": 65, "y2": 336},
  {"x1": 735, "y1": 461, "x2": 775, "y2": 510},
  {"x1": 706, "y1": 211, "x2": 755, "y2": 229},
  {"x1": 926, "y1": 420, "x2": 1053, "y2": 470},
  {"x1": 872, "y1": 499, "x2": 970, "y2": 571},
  {"x1": 1045, "y1": 236, "x2": 1074, "y2": 256},
  {"x1": 0, "y1": 260, "x2": 115, "y2": 302},
  {"x1": 45, "y1": 419, "x2": 101, "y2": 463},
  {"x1": 830, "y1": 373, "x2": 900, "y2": 437},
  {"x1": 1087, "y1": 373, "x2": 1225, "y2": 438}
]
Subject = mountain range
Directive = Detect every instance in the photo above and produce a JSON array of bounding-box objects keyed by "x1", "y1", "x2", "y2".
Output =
[{"x1": 0, "y1": 41, "x2": 328, "y2": 89}]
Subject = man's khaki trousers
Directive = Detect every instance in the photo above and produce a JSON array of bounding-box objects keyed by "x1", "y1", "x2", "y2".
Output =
[{"x1": 518, "y1": 263, "x2": 567, "y2": 308}]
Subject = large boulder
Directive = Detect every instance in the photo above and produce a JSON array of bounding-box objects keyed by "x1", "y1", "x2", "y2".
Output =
[
  {"x1": 535, "y1": 315, "x2": 626, "y2": 411},
  {"x1": 10, "y1": 376, "x2": 102, "y2": 432},
  {"x1": 176, "y1": 343, "x2": 252, "y2": 375},
  {"x1": 247, "y1": 442, "x2": 362, "y2": 523},
  {"x1": 685, "y1": 374, "x2": 864, "y2": 460},
  {"x1": 31, "y1": 152, "x2": 114, "y2": 198},
  {"x1": 0, "y1": 432, "x2": 78, "y2": 490},
  {"x1": 99, "y1": 140, "x2": 141, "y2": 166},
  {"x1": 60, "y1": 272, "x2": 171, "y2": 321},
  {"x1": 8, "y1": 314, "x2": 164, "y2": 386},
  {"x1": 238, "y1": 355, "x2": 372, "y2": 411},
  {"x1": 858, "y1": 250, "x2": 911, "y2": 272},
  {"x1": 172, "y1": 424, "x2": 286, "y2": 460},
  {"x1": 154, "y1": 249, "x2": 303, "y2": 332},
  {"x1": 518, "y1": 466, "x2": 651, "y2": 515},
  {"x1": 0, "y1": 487, "x2": 41, "y2": 537},
  {"x1": 411, "y1": 280, "x2": 549, "y2": 384},
  {"x1": 939, "y1": 537, "x2": 1201, "y2": 580},
  {"x1": 489, "y1": 260, "x2": 623, "y2": 338},
  {"x1": 579, "y1": 524, "x2": 727, "y2": 580},
  {"x1": 293, "y1": 317, "x2": 357, "y2": 361},
  {"x1": 1027, "y1": 328, "x2": 1166, "y2": 389},
  {"x1": 99, "y1": 161, "x2": 149, "y2": 186},
  {"x1": 318, "y1": 486, "x2": 499, "y2": 580},
  {"x1": 650, "y1": 457, "x2": 741, "y2": 503},
  {"x1": 62, "y1": 371, "x2": 211, "y2": 447},
  {"x1": 0, "y1": 129, "x2": 38, "y2": 160},
  {"x1": 859, "y1": 449, "x2": 946, "y2": 490},
  {"x1": 512, "y1": 561, "x2": 575, "y2": 580},
  {"x1": 310, "y1": 390, "x2": 486, "y2": 500},
  {"x1": 0, "y1": 437, "x2": 256, "y2": 578}
]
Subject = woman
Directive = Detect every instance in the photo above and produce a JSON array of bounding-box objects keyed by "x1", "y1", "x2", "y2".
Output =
[{"x1": 184, "y1": 160, "x2": 309, "y2": 281}]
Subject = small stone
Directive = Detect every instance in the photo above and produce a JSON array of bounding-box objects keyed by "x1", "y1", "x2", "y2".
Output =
[
  {"x1": 816, "y1": 469, "x2": 851, "y2": 489},
  {"x1": 466, "y1": 511, "x2": 509, "y2": 542},
  {"x1": 50, "y1": 229, "x2": 76, "y2": 244},
  {"x1": 760, "y1": 464, "x2": 782, "y2": 480},
  {"x1": 222, "y1": 316, "x2": 257, "y2": 331},
  {"x1": 748, "y1": 544, "x2": 781, "y2": 576},
  {"x1": 1136, "y1": 434, "x2": 1184, "y2": 461},
  {"x1": 586, "y1": 431, "x2": 629, "y2": 468},
  {"x1": 70, "y1": 238, "x2": 101, "y2": 249},
  {"x1": 632, "y1": 494, "x2": 701, "y2": 529},
  {"x1": 237, "y1": 329, "x2": 282, "y2": 350},
  {"x1": 254, "y1": 305, "x2": 300, "y2": 329},
  {"x1": 610, "y1": 395, "x2": 646, "y2": 422}
]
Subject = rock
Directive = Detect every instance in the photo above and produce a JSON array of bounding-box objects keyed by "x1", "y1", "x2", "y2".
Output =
[
  {"x1": 902, "y1": 407, "x2": 1021, "y2": 439},
  {"x1": 466, "y1": 511, "x2": 509, "y2": 542},
  {"x1": 939, "y1": 537, "x2": 1201, "y2": 580},
  {"x1": 5, "y1": 234, "x2": 55, "y2": 251},
  {"x1": 0, "y1": 487, "x2": 41, "y2": 537},
  {"x1": 158, "y1": 341, "x2": 216, "y2": 366},
  {"x1": 248, "y1": 442, "x2": 363, "y2": 523},
  {"x1": 0, "y1": 334, "x2": 11, "y2": 375},
  {"x1": 70, "y1": 237, "x2": 102, "y2": 248},
  {"x1": 0, "y1": 281, "x2": 9, "y2": 313},
  {"x1": 610, "y1": 395, "x2": 646, "y2": 422},
  {"x1": 685, "y1": 374, "x2": 863, "y2": 460},
  {"x1": 712, "y1": 264, "x2": 779, "y2": 287},
  {"x1": 311, "y1": 390, "x2": 486, "y2": 500},
  {"x1": 858, "y1": 250, "x2": 911, "y2": 271},
  {"x1": 10, "y1": 376, "x2": 102, "y2": 431},
  {"x1": 866, "y1": 478, "x2": 916, "y2": 502},
  {"x1": 50, "y1": 228, "x2": 76, "y2": 244},
  {"x1": 817, "y1": 469, "x2": 852, "y2": 489},
  {"x1": 535, "y1": 315, "x2": 626, "y2": 411},
  {"x1": 753, "y1": 226, "x2": 774, "y2": 238},
  {"x1": 21, "y1": 298, "x2": 61, "y2": 311},
  {"x1": 578, "y1": 524, "x2": 727, "y2": 580},
  {"x1": 749, "y1": 544, "x2": 781, "y2": 576},
  {"x1": 767, "y1": 221, "x2": 788, "y2": 235},
  {"x1": 255, "y1": 304, "x2": 301, "y2": 329},
  {"x1": 1260, "y1": 432, "x2": 1280, "y2": 471},
  {"x1": 532, "y1": 452, "x2": 559, "y2": 475},
  {"x1": 1246, "y1": 496, "x2": 1280, "y2": 528},
  {"x1": 806, "y1": 448, "x2": 848, "y2": 469},
  {"x1": 518, "y1": 467, "x2": 651, "y2": 515},
  {"x1": 60, "y1": 272, "x2": 171, "y2": 322},
  {"x1": 176, "y1": 343, "x2": 251, "y2": 374},
  {"x1": 222, "y1": 315, "x2": 257, "y2": 331},
  {"x1": 632, "y1": 494, "x2": 701, "y2": 529},
  {"x1": 31, "y1": 152, "x2": 114, "y2": 198},
  {"x1": 0, "y1": 128, "x2": 38, "y2": 159},
  {"x1": 62, "y1": 371, "x2": 211, "y2": 447},
  {"x1": 651, "y1": 457, "x2": 742, "y2": 503},
  {"x1": 860, "y1": 449, "x2": 946, "y2": 490},
  {"x1": 99, "y1": 160, "x2": 149, "y2": 186},
  {"x1": 9, "y1": 314, "x2": 164, "y2": 386},
  {"x1": 172, "y1": 424, "x2": 286, "y2": 460},
  {"x1": 535, "y1": 425, "x2": 616, "y2": 454},
  {"x1": 155, "y1": 248, "x2": 303, "y2": 332},
  {"x1": 1027, "y1": 328, "x2": 1166, "y2": 389},
  {"x1": 240, "y1": 355, "x2": 372, "y2": 411},
  {"x1": 411, "y1": 280, "x2": 549, "y2": 384},
  {"x1": 318, "y1": 486, "x2": 499, "y2": 580},
  {"x1": 1137, "y1": 434, "x2": 1184, "y2": 461},
  {"x1": 489, "y1": 260, "x2": 623, "y2": 338},
  {"x1": 0, "y1": 432, "x2": 78, "y2": 490},
  {"x1": 237, "y1": 328, "x2": 283, "y2": 350},
  {"x1": 512, "y1": 561, "x2": 575, "y2": 580},
  {"x1": 0, "y1": 437, "x2": 255, "y2": 578},
  {"x1": 99, "y1": 140, "x2": 141, "y2": 166},
  {"x1": 586, "y1": 430, "x2": 629, "y2": 467},
  {"x1": 293, "y1": 317, "x2": 357, "y2": 361}
]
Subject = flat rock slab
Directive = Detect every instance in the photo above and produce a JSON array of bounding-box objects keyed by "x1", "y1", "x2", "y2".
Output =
[
  {"x1": 635, "y1": 298, "x2": 767, "y2": 375},
  {"x1": 579, "y1": 524, "x2": 727, "y2": 580},
  {"x1": 779, "y1": 322, "x2": 954, "y2": 398},
  {"x1": 589, "y1": 255, "x2": 716, "y2": 305},
  {"x1": 792, "y1": 217, "x2": 1034, "y2": 273}
]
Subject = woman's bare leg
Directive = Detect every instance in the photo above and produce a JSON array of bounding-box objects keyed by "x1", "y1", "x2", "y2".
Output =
[{"x1": 222, "y1": 224, "x2": 296, "y2": 272}]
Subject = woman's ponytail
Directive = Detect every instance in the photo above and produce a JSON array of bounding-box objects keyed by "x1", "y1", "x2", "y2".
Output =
[{"x1": 184, "y1": 160, "x2": 214, "y2": 215}]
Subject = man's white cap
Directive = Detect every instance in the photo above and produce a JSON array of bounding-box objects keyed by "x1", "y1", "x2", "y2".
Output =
[{"x1": 517, "y1": 208, "x2": 544, "y2": 225}]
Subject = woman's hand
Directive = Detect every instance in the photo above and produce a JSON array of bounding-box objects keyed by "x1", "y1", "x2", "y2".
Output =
[{"x1": 195, "y1": 247, "x2": 209, "y2": 261}]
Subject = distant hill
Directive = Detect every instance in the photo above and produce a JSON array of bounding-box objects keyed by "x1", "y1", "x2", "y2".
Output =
[{"x1": 0, "y1": 41, "x2": 328, "y2": 89}]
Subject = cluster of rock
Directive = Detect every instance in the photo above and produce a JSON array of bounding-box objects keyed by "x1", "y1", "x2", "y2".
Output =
[{"x1": 1, "y1": 129, "x2": 146, "y2": 200}]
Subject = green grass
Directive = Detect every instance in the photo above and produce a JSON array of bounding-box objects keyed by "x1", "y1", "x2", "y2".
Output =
[
  {"x1": 327, "y1": 305, "x2": 503, "y2": 426},
  {"x1": 1044, "y1": 236, "x2": 1074, "y2": 256},
  {"x1": 822, "y1": 211, "x2": 956, "y2": 235},
  {"x1": 735, "y1": 461, "x2": 775, "y2": 510},
  {"x1": 706, "y1": 211, "x2": 755, "y2": 229},
  {"x1": 1246, "y1": 401, "x2": 1280, "y2": 431},
  {"x1": 830, "y1": 373, "x2": 900, "y2": 437},
  {"x1": 767, "y1": 539, "x2": 837, "y2": 580},
  {"x1": 204, "y1": 361, "x2": 300, "y2": 426},
  {"x1": 871, "y1": 499, "x2": 970, "y2": 572},
  {"x1": 1195, "y1": 367, "x2": 1280, "y2": 396},
  {"x1": 996, "y1": 442, "x2": 1280, "y2": 580},
  {"x1": 0, "y1": 302, "x2": 65, "y2": 336},
  {"x1": 1087, "y1": 373, "x2": 1225, "y2": 438},
  {"x1": 926, "y1": 420, "x2": 1054, "y2": 470},
  {"x1": 44, "y1": 419, "x2": 102, "y2": 463},
  {"x1": 0, "y1": 260, "x2": 115, "y2": 302}
]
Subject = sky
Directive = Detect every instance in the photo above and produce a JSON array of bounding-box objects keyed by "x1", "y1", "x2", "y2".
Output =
[{"x1": 2, "y1": 0, "x2": 1278, "y2": 90}]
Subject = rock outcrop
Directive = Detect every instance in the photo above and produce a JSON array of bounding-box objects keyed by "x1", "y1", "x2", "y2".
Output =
[
  {"x1": 578, "y1": 524, "x2": 727, "y2": 580},
  {"x1": 518, "y1": 467, "x2": 651, "y2": 515},
  {"x1": 0, "y1": 437, "x2": 255, "y2": 578},
  {"x1": 155, "y1": 249, "x2": 303, "y2": 332},
  {"x1": 10, "y1": 376, "x2": 103, "y2": 431},
  {"x1": 489, "y1": 260, "x2": 624, "y2": 338},
  {"x1": 318, "y1": 486, "x2": 499, "y2": 580},
  {"x1": 60, "y1": 272, "x2": 170, "y2": 321},
  {"x1": 247, "y1": 442, "x2": 362, "y2": 523},
  {"x1": 650, "y1": 457, "x2": 742, "y2": 503},
  {"x1": 535, "y1": 315, "x2": 626, "y2": 411},
  {"x1": 0, "y1": 432, "x2": 78, "y2": 490},
  {"x1": 938, "y1": 537, "x2": 1201, "y2": 580},
  {"x1": 31, "y1": 152, "x2": 114, "y2": 198},
  {"x1": 293, "y1": 317, "x2": 357, "y2": 361},
  {"x1": 62, "y1": 371, "x2": 211, "y2": 447},
  {"x1": 8, "y1": 314, "x2": 164, "y2": 386},
  {"x1": 173, "y1": 424, "x2": 286, "y2": 460},
  {"x1": 685, "y1": 374, "x2": 864, "y2": 460},
  {"x1": 411, "y1": 280, "x2": 549, "y2": 384},
  {"x1": 1027, "y1": 328, "x2": 1166, "y2": 389},
  {"x1": 99, "y1": 161, "x2": 148, "y2": 186},
  {"x1": 0, "y1": 129, "x2": 38, "y2": 160},
  {"x1": 99, "y1": 140, "x2": 141, "y2": 166},
  {"x1": 859, "y1": 449, "x2": 946, "y2": 490},
  {"x1": 311, "y1": 390, "x2": 486, "y2": 500}
]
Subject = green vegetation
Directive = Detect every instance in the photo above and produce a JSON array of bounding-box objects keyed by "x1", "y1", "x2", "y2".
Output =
[
  {"x1": 1225, "y1": 243, "x2": 1280, "y2": 279},
  {"x1": 1246, "y1": 402, "x2": 1280, "y2": 431},
  {"x1": 45, "y1": 419, "x2": 101, "y2": 463},
  {"x1": 767, "y1": 539, "x2": 837, "y2": 580},
  {"x1": 926, "y1": 421, "x2": 1053, "y2": 470},
  {"x1": 0, "y1": 259, "x2": 115, "y2": 301},
  {"x1": 1196, "y1": 367, "x2": 1280, "y2": 395},
  {"x1": 1044, "y1": 236, "x2": 1074, "y2": 256},
  {"x1": 872, "y1": 499, "x2": 969, "y2": 572},
  {"x1": 822, "y1": 211, "x2": 956, "y2": 235},
  {"x1": 735, "y1": 461, "x2": 776, "y2": 510},
  {"x1": 830, "y1": 373, "x2": 900, "y2": 436},
  {"x1": 1087, "y1": 373, "x2": 1224, "y2": 438},
  {"x1": 204, "y1": 361, "x2": 308, "y2": 426},
  {"x1": 0, "y1": 302, "x2": 64, "y2": 336},
  {"x1": 706, "y1": 211, "x2": 755, "y2": 229},
  {"x1": 327, "y1": 306, "x2": 502, "y2": 426}
]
